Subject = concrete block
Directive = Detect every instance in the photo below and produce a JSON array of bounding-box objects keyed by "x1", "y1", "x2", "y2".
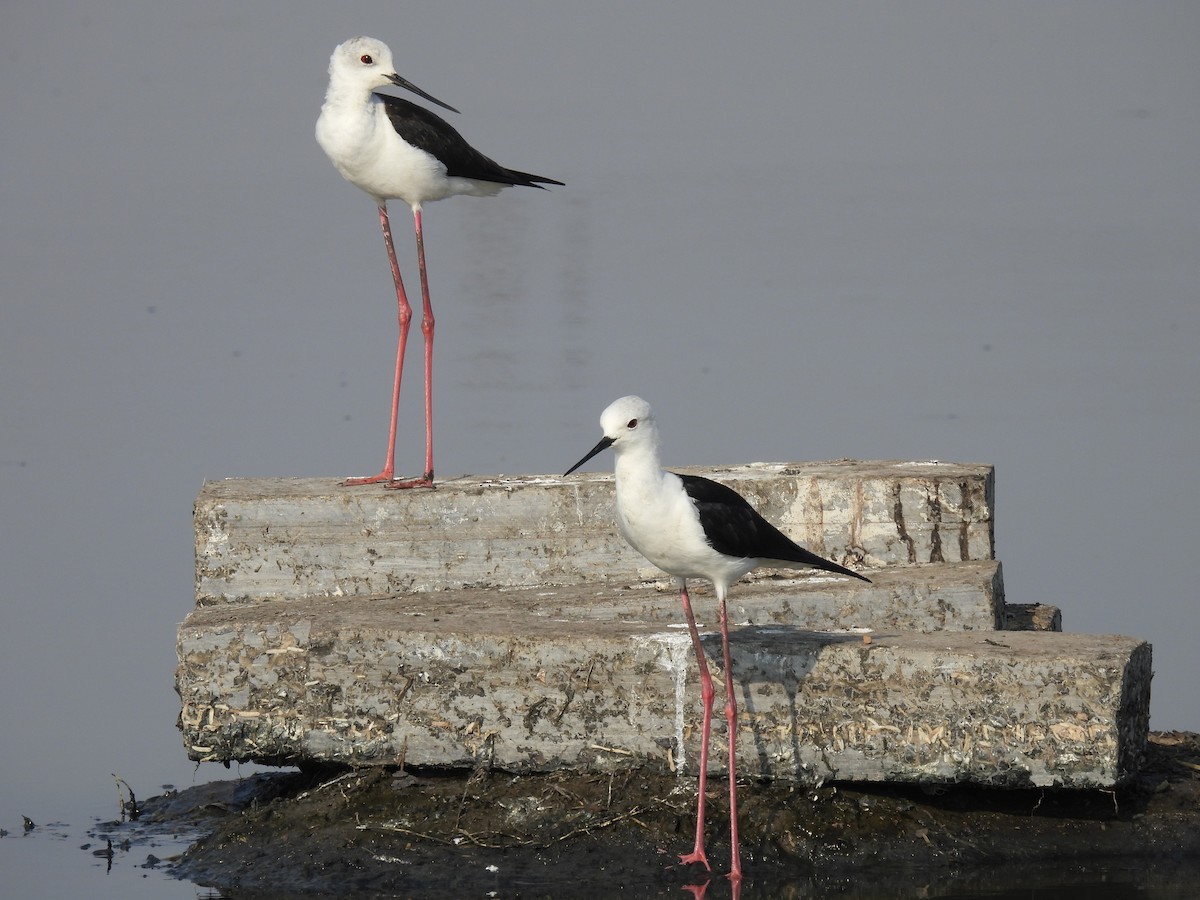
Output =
[
  {"x1": 194, "y1": 460, "x2": 994, "y2": 603},
  {"x1": 176, "y1": 584, "x2": 1149, "y2": 789},
  {"x1": 517, "y1": 561, "x2": 1004, "y2": 633}
]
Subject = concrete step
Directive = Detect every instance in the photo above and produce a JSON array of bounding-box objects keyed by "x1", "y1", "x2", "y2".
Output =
[
  {"x1": 176, "y1": 588, "x2": 1149, "y2": 789},
  {"x1": 179, "y1": 465, "x2": 1143, "y2": 790},
  {"x1": 194, "y1": 460, "x2": 994, "y2": 603}
]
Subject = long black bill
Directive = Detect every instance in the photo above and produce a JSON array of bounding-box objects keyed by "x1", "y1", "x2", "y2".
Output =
[
  {"x1": 564, "y1": 435, "x2": 616, "y2": 476},
  {"x1": 387, "y1": 73, "x2": 461, "y2": 114}
]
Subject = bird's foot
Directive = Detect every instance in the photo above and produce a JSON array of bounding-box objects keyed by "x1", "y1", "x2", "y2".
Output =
[
  {"x1": 342, "y1": 471, "x2": 395, "y2": 486},
  {"x1": 679, "y1": 848, "x2": 711, "y2": 872},
  {"x1": 383, "y1": 471, "x2": 435, "y2": 490}
]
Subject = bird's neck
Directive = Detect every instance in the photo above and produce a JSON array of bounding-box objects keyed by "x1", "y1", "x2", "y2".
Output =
[
  {"x1": 321, "y1": 79, "x2": 374, "y2": 114},
  {"x1": 316, "y1": 85, "x2": 381, "y2": 164},
  {"x1": 613, "y1": 441, "x2": 667, "y2": 497}
]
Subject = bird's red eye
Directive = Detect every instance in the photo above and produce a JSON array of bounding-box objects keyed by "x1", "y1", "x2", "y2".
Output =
[
  {"x1": 627, "y1": 418, "x2": 638, "y2": 429},
  {"x1": 360, "y1": 54, "x2": 373, "y2": 65}
]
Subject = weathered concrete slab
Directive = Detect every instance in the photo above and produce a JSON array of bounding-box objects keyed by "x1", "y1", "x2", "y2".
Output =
[
  {"x1": 176, "y1": 585, "x2": 1149, "y2": 789},
  {"x1": 528, "y1": 561, "x2": 1005, "y2": 632},
  {"x1": 181, "y1": 467, "x2": 1150, "y2": 792},
  {"x1": 195, "y1": 460, "x2": 994, "y2": 604}
]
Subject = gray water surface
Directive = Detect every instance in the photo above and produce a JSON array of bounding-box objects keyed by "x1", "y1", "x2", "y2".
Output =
[{"x1": 2, "y1": 2, "x2": 1197, "y2": 896}]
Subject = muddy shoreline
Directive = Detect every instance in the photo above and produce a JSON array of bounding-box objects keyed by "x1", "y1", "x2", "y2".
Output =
[{"x1": 129, "y1": 731, "x2": 1200, "y2": 897}]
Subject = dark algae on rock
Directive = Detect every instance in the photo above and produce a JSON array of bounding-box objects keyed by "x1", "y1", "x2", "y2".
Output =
[{"x1": 154, "y1": 732, "x2": 1200, "y2": 897}]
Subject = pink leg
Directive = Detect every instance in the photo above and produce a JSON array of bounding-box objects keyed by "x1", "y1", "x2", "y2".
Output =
[
  {"x1": 385, "y1": 207, "x2": 434, "y2": 489},
  {"x1": 678, "y1": 581, "x2": 714, "y2": 872},
  {"x1": 344, "y1": 204, "x2": 411, "y2": 486},
  {"x1": 717, "y1": 598, "x2": 742, "y2": 883}
]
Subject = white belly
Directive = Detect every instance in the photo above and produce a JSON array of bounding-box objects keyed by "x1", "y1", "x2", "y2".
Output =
[
  {"x1": 615, "y1": 472, "x2": 755, "y2": 591},
  {"x1": 317, "y1": 103, "x2": 505, "y2": 206}
]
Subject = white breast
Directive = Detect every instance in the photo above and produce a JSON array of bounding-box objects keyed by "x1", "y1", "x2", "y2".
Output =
[{"x1": 615, "y1": 470, "x2": 754, "y2": 590}]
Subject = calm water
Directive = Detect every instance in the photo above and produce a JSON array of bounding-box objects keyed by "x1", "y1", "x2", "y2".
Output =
[
  {"x1": 5, "y1": 812, "x2": 1198, "y2": 899},
  {"x1": 0, "y1": 822, "x2": 200, "y2": 898},
  {"x1": 2, "y1": 2, "x2": 1197, "y2": 896}
]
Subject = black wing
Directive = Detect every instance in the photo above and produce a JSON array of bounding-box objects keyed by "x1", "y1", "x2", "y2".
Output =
[
  {"x1": 377, "y1": 94, "x2": 564, "y2": 188},
  {"x1": 677, "y1": 473, "x2": 870, "y2": 582}
]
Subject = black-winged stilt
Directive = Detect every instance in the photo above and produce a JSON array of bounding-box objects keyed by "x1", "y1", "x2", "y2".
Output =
[
  {"x1": 565, "y1": 396, "x2": 870, "y2": 883},
  {"x1": 316, "y1": 36, "x2": 563, "y2": 488}
]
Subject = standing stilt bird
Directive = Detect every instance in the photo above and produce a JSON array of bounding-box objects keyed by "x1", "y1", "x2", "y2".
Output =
[
  {"x1": 316, "y1": 36, "x2": 562, "y2": 488},
  {"x1": 565, "y1": 396, "x2": 870, "y2": 883}
]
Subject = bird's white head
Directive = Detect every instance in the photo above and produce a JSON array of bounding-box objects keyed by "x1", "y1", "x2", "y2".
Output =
[
  {"x1": 328, "y1": 37, "x2": 398, "y2": 90},
  {"x1": 325, "y1": 36, "x2": 460, "y2": 113},
  {"x1": 599, "y1": 395, "x2": 657, "y2": 449},
  {"x1": 564, "y1": 395, "x2": 660, "y2": 475}
]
